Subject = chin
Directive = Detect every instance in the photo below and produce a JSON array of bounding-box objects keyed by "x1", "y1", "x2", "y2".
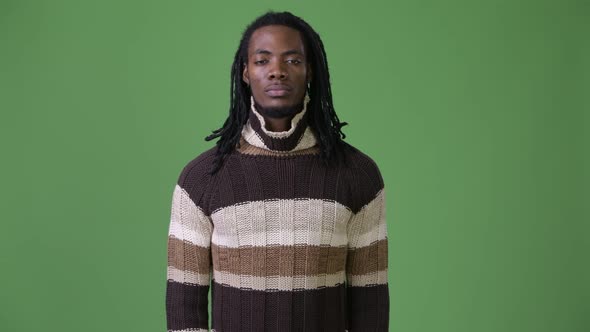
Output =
[
  {"x1": 254, "y1": 97, "x2": 304, "y2": 119},
  {"x1": 263, "y1": 98, "x2": 295, "y2": 106}
]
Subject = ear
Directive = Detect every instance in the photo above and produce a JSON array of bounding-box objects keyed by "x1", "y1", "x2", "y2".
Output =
[{"x1": 242, "y1": 63, "x2": 249, "y2": 85}]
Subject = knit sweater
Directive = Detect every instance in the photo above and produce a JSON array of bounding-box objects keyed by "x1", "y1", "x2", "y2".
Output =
[{"x1": 165, "y1": 96, "x2": 390, "y2": 332}]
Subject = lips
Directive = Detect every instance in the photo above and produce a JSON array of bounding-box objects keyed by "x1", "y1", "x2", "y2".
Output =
[{"x1": 265, "y1": 84, "x2": 292, "y2": 97}]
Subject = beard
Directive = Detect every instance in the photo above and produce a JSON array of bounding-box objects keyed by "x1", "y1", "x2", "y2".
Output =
[{"x1": 253, "y1": 98, "x2": 304, "y2": 119}]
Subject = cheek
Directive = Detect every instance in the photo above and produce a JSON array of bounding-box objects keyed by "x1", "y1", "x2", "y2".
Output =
[
  {"x1": 298, "y1": 69, "x2": 310, "y2": 82},
  {"x1": 248, "y1": 67, "x2": 265, "y2": 80}
]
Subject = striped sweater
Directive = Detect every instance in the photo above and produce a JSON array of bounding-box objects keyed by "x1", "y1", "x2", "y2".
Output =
[{"x1": 166, "y1": 97, "x2": 390, "y2": 332}]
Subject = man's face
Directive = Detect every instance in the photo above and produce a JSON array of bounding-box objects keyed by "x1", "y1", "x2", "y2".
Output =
[{"x1": 242, "y1": 25, "x2": 312, "y2": 118}]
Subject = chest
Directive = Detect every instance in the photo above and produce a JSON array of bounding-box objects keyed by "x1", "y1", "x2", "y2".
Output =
[{"x1": 209, "y1": 156, "x2": 353, "y2": 248}]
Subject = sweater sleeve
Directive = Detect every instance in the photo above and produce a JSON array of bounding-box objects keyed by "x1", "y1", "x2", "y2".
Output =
[
  {"x1": 165, "y1": 163, "x2": 213, "y2": 332},
  {"x1": 345, "y1": 163, "x2": 390, "y2": 331}
]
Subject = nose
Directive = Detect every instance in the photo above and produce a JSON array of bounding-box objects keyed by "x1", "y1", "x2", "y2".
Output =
[{"x1": 268, "y1": 61, "x2": 288, "y2": 80}]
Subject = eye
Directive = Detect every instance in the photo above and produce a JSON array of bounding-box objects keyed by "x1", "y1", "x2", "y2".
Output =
[
  {"x1": 287, "y1": 59, "x2": 302, "y2": 64},
  {"x1": 254, "y1": 59, "x2": 268, "y2": 65}
]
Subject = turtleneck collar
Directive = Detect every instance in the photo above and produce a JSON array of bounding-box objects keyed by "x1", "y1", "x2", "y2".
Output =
[{"x1": 240, "y1": 94, "x2": 318, "y2": 153}]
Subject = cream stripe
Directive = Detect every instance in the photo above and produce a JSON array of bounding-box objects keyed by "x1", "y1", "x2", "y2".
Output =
[
  {"x1": 168, "y1": 184, "x2": 213, "y2": 248},
  {"x1": 168, "y1": 329, "x2": 208, "y2": 332},
  {"x1": 213, "y1": 269, "x2": 346, "y2": 291},
  {"x1": 250, "y1": 94, "x2": 310, "y2": 139},
  {"x1": 295, "y1": 126, "x2": 318, "y2": 150},
  {"x1": 352, "y1": 223, "x2": 388, "y2": 250},
  {"x1": 167, "y1": 266, "x2": 210, "y2": 286},
  {"x1": 211, "y1": 198, "x2": 352, "y2": 248},
  {"x1": 347, "y1": 189, "x2": 387, "y2": 249},
  {"x1": 241, "y1": 122, "x2": 270, "y2": 150},
  {"x1": 347, "y1": 270, "x2": 388, "y2": 287}
]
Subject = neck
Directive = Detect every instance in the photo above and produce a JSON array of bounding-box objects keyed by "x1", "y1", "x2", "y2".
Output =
[
  {"x1": 239, "y1": 94, "x2": 318, "y2": 153},
  {"x1": 252, "y1": 98, "x2": 305, "y2": 132},
  {"x1": 264, "y1": 116, "x2": 295, "y2": 132}
]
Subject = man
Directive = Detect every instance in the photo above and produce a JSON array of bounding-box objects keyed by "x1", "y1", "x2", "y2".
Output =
[{"x1": 165, "y1": 11, "x2": 389, "y2": 332}]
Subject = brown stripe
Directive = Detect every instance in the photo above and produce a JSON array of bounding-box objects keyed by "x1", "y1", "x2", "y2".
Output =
[
  {"x1": 167, "y1": 236, "x2": 211, "y2": 274},
  {"x1": 177, "y1": 136, "x2": 384, "y2": 216},
  {"x1": 210, "y1": 150, "x2": 383, "y2": 215},
  {"x1": 347, "y1": 283, "x2": 390, "y2": 330},
  {"x1": 211, "y1": 280, "x2": 348, "y2": 332},
  {"x1": 346, "y1": 238, "x2": 388, "y2": 276},
  {"x1": 166, "y1": 280, "x2": 209, "y2": 330},
  {"x1": 211, "y1": 243, "x2": 347, "y2": 277}
]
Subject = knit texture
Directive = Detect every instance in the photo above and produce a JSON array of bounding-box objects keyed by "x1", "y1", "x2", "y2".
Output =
[{"x1": 166, "y1": 97, "x2": 389, "y2": 332}]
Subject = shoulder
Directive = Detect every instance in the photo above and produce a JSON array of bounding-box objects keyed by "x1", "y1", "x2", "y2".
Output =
[
  {"x1": 340, "y1": 141, "x2": 385, "y2": 212},
  {"x1": 342, "y1": 141, "x2": 384, "y2": 187},
  {"x1": 176, "y1": 145, "x2": 218, "y2": 190},
  {"x1": 173, "y1": 145, "x2": 219, "y2": 214},
  {"x1": 346, "y1": 143, "x2": 383, "y2": 176}
]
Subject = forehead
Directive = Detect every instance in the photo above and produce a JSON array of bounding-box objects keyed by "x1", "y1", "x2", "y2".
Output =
[{"x1": 248, "y1": 25, "x2": 306, "y2": 55}]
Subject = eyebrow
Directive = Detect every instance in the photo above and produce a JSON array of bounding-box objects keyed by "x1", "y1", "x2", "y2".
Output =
[{"x1": 253, "y1": 49, "x2": 303, "y2": 56}]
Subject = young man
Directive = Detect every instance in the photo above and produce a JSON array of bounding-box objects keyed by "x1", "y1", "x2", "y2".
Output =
[{"x1": 166, "y1": 11, "x2": 389, "y2": 332}]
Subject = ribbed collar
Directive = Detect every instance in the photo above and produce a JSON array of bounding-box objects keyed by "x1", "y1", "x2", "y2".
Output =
[{"x1": 241, "y1": 94, "x2": 317, "y2": 153}]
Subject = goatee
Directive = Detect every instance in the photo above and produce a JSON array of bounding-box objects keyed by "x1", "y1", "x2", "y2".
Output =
[{"x1": 253, "y1": 99, "x2": 304, "y2": 119}]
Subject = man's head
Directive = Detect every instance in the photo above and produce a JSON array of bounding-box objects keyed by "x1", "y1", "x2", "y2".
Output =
[
  {"x1": 242, "y1": 24, "x2": 312, "y2": 119},
  {"x1": 206, "y1": 11, "x2": 350, "y2": 174}
]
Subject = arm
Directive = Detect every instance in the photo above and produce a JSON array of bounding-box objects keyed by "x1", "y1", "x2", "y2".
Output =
[
  {"x1": 346, "y1": 186, "x2": 390, "y2": 331},
  {"x1": 165, "y1": 179, "x2": 213, "y2": 332}
]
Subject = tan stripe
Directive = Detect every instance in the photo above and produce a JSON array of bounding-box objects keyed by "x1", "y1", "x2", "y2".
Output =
[
  {"x1": 211, "y1": 244, "x2": 347, "y2": 277},
  {"x1": 346, "y1": 238, "x2": 388, "y2": 276},
  {"x1": 236, "y1": 136, "x2": 320, "y2": 156},
  {"x1": 167, "y1": 236, "x2": 211, "y2": 274}
]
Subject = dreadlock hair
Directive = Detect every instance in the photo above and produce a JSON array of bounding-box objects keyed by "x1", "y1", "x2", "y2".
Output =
[{"x1": 205, "y1": 10, "x2": 351, "y2": 175}]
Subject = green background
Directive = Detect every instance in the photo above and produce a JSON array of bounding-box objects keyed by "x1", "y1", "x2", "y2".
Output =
[{"x1": 1, "y1": 0, "x2": 588, "y2": 331}]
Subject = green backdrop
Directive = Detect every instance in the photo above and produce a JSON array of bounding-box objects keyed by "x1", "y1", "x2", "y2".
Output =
[{"x1": 1, "y1": 0, "x2": 588, "y2": 331}]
